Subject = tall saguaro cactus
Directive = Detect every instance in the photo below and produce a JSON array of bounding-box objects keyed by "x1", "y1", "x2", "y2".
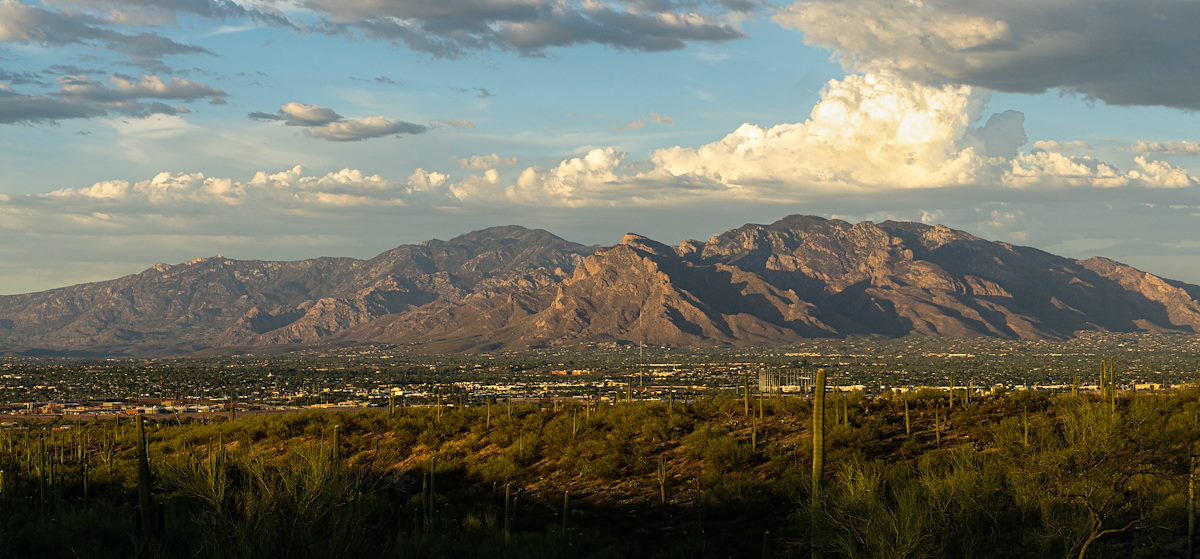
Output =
[
  {"x1": 935, "y1": 407, "x2": 942, "y2": 448},
  {"x1": 1188, "y1": 454, "x2": 1194, "y2": 559},
  {"x1": 331, "y1": 424, "x2": 342, "y2": 465},
  {"x1": 503, "y1": 482, "x2": 512, "y2": 544},
  {"x1": 136, "y1": 415, "x2": 156, "y2": 543},
  {"x1": 811, "y1": 368, "x2": 826, "y2": 559},
  {"x1": 744, "y1": 374, "x2": 752, "y2": 418},
  {"x1": 657, "y1": 455, "x2": 668, "y2": 505},
  {"x1": 903, "y1": 392, "x2": 911, "y2": 436},
  {"x1": 1108, "y1": 358, "x2": 1117, "y2": 416}
]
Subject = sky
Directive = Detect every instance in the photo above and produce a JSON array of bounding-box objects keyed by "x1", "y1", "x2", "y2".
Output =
[{"x1": 1, "y1": 0, "x2": 1200, "y2": 294}]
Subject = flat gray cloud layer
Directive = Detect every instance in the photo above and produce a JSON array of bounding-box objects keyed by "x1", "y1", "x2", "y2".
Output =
[
  {"x1": 43, "y1": 0, "x2": 290, "y2": 25},
  {"x1": 0, "y1": 1, "x2": 210, "y2": 69},
  {"x1": 307, "y1": 0, "x2": 749, "y2": 57},
  {"x1": 777, "y1": 0, "x2": 1200, "y2": 109},
  {"x1": 9, "y1": 0, "x2": 753, "y2": 58},
  {"x1": 0, "y1": 88, "x2": 101, "y2": 123},
  {"x1": 0, "y1": 74, "x2": 225, "y2": 124}
]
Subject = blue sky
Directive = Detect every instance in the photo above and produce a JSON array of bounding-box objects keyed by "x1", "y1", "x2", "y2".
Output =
[{"x1": 2, "y1": 0, "x2": 1199, "y2": 294}]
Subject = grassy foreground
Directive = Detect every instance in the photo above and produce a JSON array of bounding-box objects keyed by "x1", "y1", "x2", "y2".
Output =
[{"x1": 1, "y1": 385, "x2": 1199, "y2": 559}]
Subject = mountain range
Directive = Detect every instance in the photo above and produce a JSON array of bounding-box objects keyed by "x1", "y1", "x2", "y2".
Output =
[{"x1": 2, "y1": 215, "x2": 1199, "y2": 355}]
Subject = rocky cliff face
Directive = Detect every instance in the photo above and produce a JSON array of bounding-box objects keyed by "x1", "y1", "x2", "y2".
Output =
[{"x1": 2, "y1": 216, "x2": 1198, "y2": 354}]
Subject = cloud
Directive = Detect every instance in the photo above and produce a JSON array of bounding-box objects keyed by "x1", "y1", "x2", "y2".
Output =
[
  {"x1": 650, "y1": 72, "x2": 999, "y2": 190},
  {"x1": 775, "y1": 0, "x2": 1200, "y2": 109},
  {"x1": 0, "y1": 73, "x2": 225, "y2": 124},
  {"x1": 0, "y1": 1, "x2": 210, "y2": 69},
  {"x1": 249, "y1": 101, "x2": 427, "y2": 141},
  {"x1": 405, "y1": 168, "x2": 449, "y2": 193},
  {"x1": 458, "y1": 153, "x2": 518, "y2": 170},
  {"x1": 971, "y1": 110, "x2": 1025, "y2": 158},
  {"x1": 1127, "y1": 156, "x2": 1199, "y2": 189},
  {"x1": 309, "y1": 0, "x2": 747, "y2": 57},
  {"x1": 454, "y1": 86, "x2": 493, "y2": 98},
  {"x1": 277, "y1": 102, "x2": 342, "y2": 126},
  {"x1": 10, "y1": 0, "x2": 749, "y2": 63},
  {"x1": 438, "y1": 119, "x2": 476, "y2": 129},
  {"x1": 984, "y1": 209, "x2": 1027, "y2": 242},
  {"x1": 1132, "y1": 141, "x2": 1200, "y2": 156},
  {"x1": 0, "y1": 88, "x2": 104, "y2": 124},
  {"x1": 0, "y1": 68, "x2": 47, "y2": 86},
  {"x1": 478, "y1": 72, "x2": 1196, "y2": 205},
  {"x1": 307, "y1": 116, "x2": 427, "y2": 142},
  {"x1": 350, "y1": 75, "x2": 401, "y2": 85},
  {"x1": 41, "y1": 165, "x2": 408, "y2": 208},
  {"x1": 617, "y1": 120, "x2": 646, "y2": 132},
  {"x1": 1003, "y1": 151, "x2": 1198, "y2": 189},
  {"x1": 42, "y1": 0, "x2": 291, "y2": 26},
  {"x1": 247, "y1": 111, "x2": 284, "y2": 121},
  {"x1": 616, "y1": 112, "x2": 674, "y2": 132},
  {"x1": 505, "y1": 147, "x2": 629, "y2": 207},
  {"x1": 1033, "y1": 140, "x2": 1093, "y2": 152},
  {"x1": 58, "y1": 74, "x2": 226, "y2": 104}
]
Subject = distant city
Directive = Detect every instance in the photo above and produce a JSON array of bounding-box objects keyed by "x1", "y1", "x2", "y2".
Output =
[{"x1": 4, "y1": 332, "x2": 1196, "y2": 423}]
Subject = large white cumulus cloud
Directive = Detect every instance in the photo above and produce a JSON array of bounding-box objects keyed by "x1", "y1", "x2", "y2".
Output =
[{"x1": 651, "y1": 72, "x2": 1000, "y2": 190}]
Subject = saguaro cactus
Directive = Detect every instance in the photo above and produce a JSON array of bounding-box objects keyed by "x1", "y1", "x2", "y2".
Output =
[
  {"x1": 331, "y1": 424, "x2": 342, "y2": 465},
  {"x1": 562, "y1": 489, "x2": 570, "y2": 542},
  {"x1": 1109, "y1": 359, "x2": 1118, "y2": 416},
  {"x1": 903, "y1": 392, "x2": 911, "y2": 436},
  {"x1": 657, "y1": 455, "x2": 668, "y2": 505},
  {"x1": 811, "y1": 368, "x2": 826, "y2": 559},
  {"x1": 934, "y1": 407, "x2": 942, "y2": 449},
  {"x1": 1022, "y1": 408, "x2": 1030, "y2": 450},
  {"x1": 503, "y1": 482, "x2": 512, "y2": 543},
  {"x1": 1188, "y1": 454, "x2": 1194, "y2": 559},
  {"x1": 136, "y1": 415, "x2": 156, "y2": 543},
  {"x1": 744, "y1": 374, "x2": 751, "y2": 418}
]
